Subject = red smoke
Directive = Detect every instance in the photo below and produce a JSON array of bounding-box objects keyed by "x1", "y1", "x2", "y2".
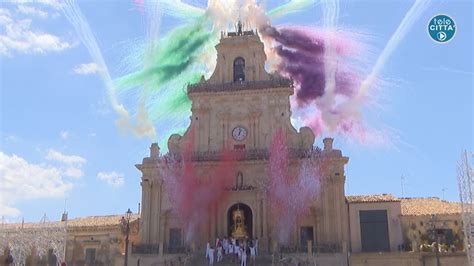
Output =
[
  {"x1": 267, "y1": 129, "x2": 322, "y2": 244},
  {"x1": 162, "y1": 128, "x2": 237, "y2": 242}
]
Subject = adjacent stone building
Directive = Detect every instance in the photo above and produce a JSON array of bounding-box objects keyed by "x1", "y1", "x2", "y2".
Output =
[{"x1": 1, "y1": 214, "x2": 139, "y2": 266}]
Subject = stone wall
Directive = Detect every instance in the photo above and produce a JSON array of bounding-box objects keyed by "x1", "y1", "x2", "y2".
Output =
[{"x1": 350, "y1": 252, "x2": 468, "y2": 266}]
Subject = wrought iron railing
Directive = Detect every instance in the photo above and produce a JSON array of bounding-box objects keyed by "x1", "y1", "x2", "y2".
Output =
[
  {"x1": 225, "y1": 184, "x2": 256, "y2": 191},
  {"x1": 187, "y1": 78, "x2": 293, "y2": 94},
  {"x1": 312, "y1": 243, "x2": 342, "y2": 253},
  {"x1": 165, "y1": 246, "x2": 190, "y2": 254},
  {"x1": 162, "y1": 146, "x2": 322, "y2": 162},
  {"x1": 279, "y1": 243, "x2": 342, "y2": 254},
  {"x1": 131, "y1": 244, "x2": 160, "y2": 254}
]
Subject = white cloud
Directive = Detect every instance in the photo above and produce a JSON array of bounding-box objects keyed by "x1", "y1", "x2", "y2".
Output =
[
  {"x1": 0, "y1": 7, "x2": 72, "y2": 56},
  {"x1": 35, "y1": 0, "x2": 63, "y2": 10},
  {"x1": 64, "y1": 167, "x2": 83, "y2": 178},
  {"x1": 4, "y1": 134, "x2": 19, "y2": 142},
  {"x1": 17, "y1": 5, "x2": 48, "y2": 18},
  {"x1": 0, "y1": 8, "x2": 13, "y2": 25},
  {"x1": 60, "y1": 130, "x2": 69, "y2": 139},
  {"x1": 0, "y1": 152, "x2": 74, "y2": 217},
  {"x1": 9, "y1": 0, "x2": 63, "y2": 10},
  {"x1": 73, "y1": 62, "x2": 101, "y2": 75},
  {"x1": 46, "y1": 149, "x2": 86, "y2": 165},
  {"x1": 97, "y1": 171, "x2": 125, "y2": 187}
]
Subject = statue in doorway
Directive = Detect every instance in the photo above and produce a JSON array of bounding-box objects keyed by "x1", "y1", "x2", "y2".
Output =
[{"x1": 231, "y1": 206, "x2": 248, "y2": 239}]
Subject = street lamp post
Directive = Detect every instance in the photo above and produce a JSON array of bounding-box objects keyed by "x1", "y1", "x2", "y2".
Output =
[{"x1": 121, "y1": 208, "x2": 133, "y2": 266}]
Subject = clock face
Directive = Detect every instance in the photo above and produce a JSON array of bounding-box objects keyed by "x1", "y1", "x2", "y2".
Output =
[{"x1": 232, "y1": 126, "x2": 248, "y2": 141}]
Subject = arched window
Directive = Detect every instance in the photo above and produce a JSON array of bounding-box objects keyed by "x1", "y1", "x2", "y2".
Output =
[{"x1": 233, "y1": 57, "x2": 245, "y2": 82}]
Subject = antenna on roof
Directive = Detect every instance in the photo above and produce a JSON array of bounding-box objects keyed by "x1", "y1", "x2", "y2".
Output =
[
  {"x1": 61, "y1": 197, "x2": 68, "y2": 222},
  {"x1": 40, "y1": 213, "x2": 48, "y2": 223}
]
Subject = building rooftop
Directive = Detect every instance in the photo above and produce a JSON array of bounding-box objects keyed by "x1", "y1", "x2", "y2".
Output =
[
  {"x1": 400, "y1": 197, "x2": 462, "y2": 216},
  {"x1": 346, "y1": 194, "x2": 462, "y2": 216},
  {"x1": 187, "y1": 77, "x2": 292, "y2": 94},
  {"x1": 67, "y1": 214, "x2": 140, "y2": 227},
  {"x1": 1, "y1": 214, "x2": 140, "y2": 231},
  {"x1": 346, "y1": 194, "x2": 400, "y2": 203}
]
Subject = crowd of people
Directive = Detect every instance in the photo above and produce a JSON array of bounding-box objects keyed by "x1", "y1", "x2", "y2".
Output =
[{"x1": 205, "y1": 237, "x2": 259, "y2": 266}]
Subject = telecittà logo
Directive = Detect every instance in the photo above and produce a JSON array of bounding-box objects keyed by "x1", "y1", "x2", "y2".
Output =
[{"x1": 428, "y1": 14, "x2": 456, "y2": 43}]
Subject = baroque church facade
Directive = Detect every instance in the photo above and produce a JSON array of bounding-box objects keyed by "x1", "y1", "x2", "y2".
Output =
[{"x1": 135, "y1": 28, "x2": 349, "y2": 260}]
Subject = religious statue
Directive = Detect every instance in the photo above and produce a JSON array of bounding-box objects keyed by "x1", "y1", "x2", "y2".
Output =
[{"x1": 231, "y1": 206, "x2": 248, "y2": 239}]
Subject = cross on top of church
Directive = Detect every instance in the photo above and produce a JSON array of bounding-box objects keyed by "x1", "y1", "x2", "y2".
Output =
[{"x1": 237, "y1": 20, "x2": 243, "y2": 36}]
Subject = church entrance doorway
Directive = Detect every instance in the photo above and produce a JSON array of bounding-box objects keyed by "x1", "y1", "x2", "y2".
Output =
[{"x1": 227, "y1": 203, "x2": 253, "y2": 239}]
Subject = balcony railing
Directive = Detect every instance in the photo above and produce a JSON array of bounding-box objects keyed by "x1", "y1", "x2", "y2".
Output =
[
  {"x1": 312, "y1": 244, "x2": 342, "y2": 253},
  {"x1": 163, "y1": 147, "x2": 322, "y2": 162},
  {"x1": 165, "y1": 246, "x2": 190, "y2": 254},
  {"x1": 131, "y1": 244, "x2": 160, "y2": 254},
  {"x1": 187, "y1": 78, "x2": 293, "y2": 94},
  {"x1": 279, "y1": 244, "x2": 342, "y2": 254}
]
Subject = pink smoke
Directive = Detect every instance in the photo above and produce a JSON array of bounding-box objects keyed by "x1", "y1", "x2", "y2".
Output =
[
  {"x1": 133, "y1": 0, "x2": 145, "y2": 15},
  {"x1": 267, "y1": 129, "x2": 322, "y2": 244},
  {"x1": 162, "y1": 128, "x2": 237, "y2": 242}
]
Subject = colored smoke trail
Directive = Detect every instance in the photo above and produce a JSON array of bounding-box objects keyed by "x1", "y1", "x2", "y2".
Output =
[
  {"x1": 61, "y1": 0, "x2": 156, "y2": 139},
  {"x1": 114, "y1": 15, "x2": 218, "y2": 143},
  {"x1": 267, "y1": 0, "x2": 318, "y2": 19},
  {"x1": 159, "y1": 0, "x2": 205, "y2": 21},
  {"x1": 268, "y1": 130, "x2": 321, "y2": 244},
  {"x1": 319, "y1": 0, "x2": 339, "y2": 121},
  {"x1": 61, "y1": 0, "x2": 317, "y2": 145},
  {"x1": 356, "y1": 0, "x2": 430, "y2": 100},
  {"x1": 327, "y1": 0, "x2": 430, "y2": 143},
  {"x1": 261, "y1": 25, "x2": 363, "y2": 135},
  {"x1": 162, "y1": 129, "x2": 237, "y2": 242},
  {"x1": 261, "y1": 26, "x2": 362, "y2": 103},
  {"x1": 116, "y1": 18, "x2": 216, "y2": 91}
]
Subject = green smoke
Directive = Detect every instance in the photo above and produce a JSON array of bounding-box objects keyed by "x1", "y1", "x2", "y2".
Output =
[
  {"x1": 112, "y1": 16, "x2": 218, "y2": 148},
  {"x1": 115, "y1": 16, "x2": 216, "y2": 92}
]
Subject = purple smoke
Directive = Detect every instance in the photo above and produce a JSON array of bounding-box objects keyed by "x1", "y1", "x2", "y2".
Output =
[{"x1": 261, "y1": 25, "x2": 361, "y2": 106}]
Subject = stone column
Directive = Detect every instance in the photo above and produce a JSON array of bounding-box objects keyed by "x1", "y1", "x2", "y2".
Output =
[
  {"x1": 151, "y1": 181, "x2": 162, "y2": 244},
  {"x1": 159, "y1": 212, "x2": 166, "y2": 255},
  {"x1": 262, "y1": 194, "x2": 269, "y2": 251},
  {"x1": 140, "y1": 180, "x2": 151, "y2": 244}
]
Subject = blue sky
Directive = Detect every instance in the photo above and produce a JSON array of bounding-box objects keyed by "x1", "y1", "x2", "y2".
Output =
[{"x1": 0, "y1": 0, "x2": 472, "y2": 222}]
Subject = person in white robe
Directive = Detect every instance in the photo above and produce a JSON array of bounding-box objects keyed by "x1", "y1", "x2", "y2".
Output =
[
  {"x1": 240, "y1": 246, "x2": 247, "y2": 266},
  {"x1": 208, "y1": 246, "x2": 215, "y2": 265},
  {"x1": 223, "y1": 238, "x2": 228, "y2": 255},
  {"x1": 250, "y1": 245, "x2": 256, "y2": 265},
  {"x1": 206, "y1": 242, "x2": 210, "y2": 258},
  {"x1": 217, "y1": 245, "x2": 223, "y2": 262},
  {"x1": 236, "y1": 242, "x2": 241, "y2": 260}
]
